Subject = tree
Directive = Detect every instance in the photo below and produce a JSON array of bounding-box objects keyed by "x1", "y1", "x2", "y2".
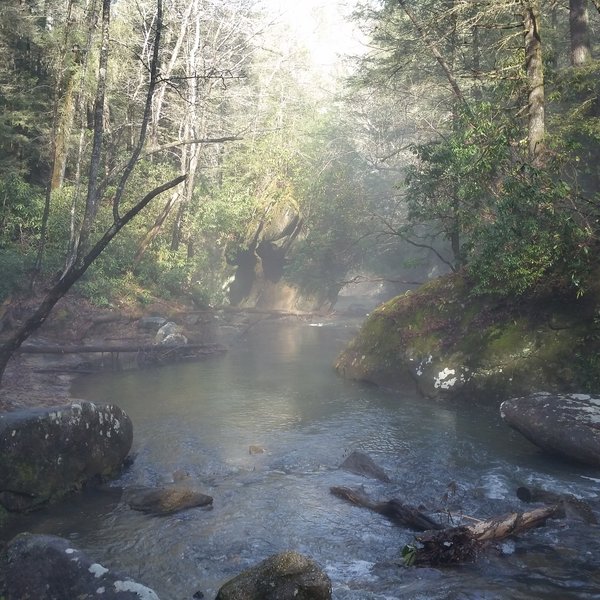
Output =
[
  {"x1": 570, "y1": 0, "x2": 592, "y2": 66},
  {"x1": 0, "y1": 0, "x2": 186, "y2": 385}
]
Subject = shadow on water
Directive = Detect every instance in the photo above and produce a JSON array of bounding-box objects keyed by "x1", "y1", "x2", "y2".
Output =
[{"x1": 6, "y1": 318, "x2": 600, "y2": 599}]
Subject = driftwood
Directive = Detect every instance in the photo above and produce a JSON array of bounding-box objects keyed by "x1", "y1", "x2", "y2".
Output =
[
  {"x1": 330, "y1": 486, "x2": 443, "y2": 531},
  {"x1": 331, "y1": 485, "x2": 563, "y2": 566},
  {"x1": 18, "y1": 342, "x2": 225, "y2": 355},
  {"x1": 411, "y1": 504, "x2": 562, "y2": 566}
]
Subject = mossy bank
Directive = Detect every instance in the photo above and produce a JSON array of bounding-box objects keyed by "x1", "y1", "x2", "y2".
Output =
[{"x1": 335, "y1": 273, "x2": 600, "y2": 401}]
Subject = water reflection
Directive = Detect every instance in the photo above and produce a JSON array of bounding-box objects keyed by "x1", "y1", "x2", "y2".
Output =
[{"x1": 7, "y1": 319, "x2": 600, "y2": 599}]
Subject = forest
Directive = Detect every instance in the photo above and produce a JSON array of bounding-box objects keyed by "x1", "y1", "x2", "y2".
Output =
[{"x1": 0, "y1": 0, "x2": 598, "y2": 380}]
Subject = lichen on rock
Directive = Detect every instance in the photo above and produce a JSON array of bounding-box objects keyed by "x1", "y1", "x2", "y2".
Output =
[{"x1": 335, "y1": 273, "x2": 600, "y2": 401}]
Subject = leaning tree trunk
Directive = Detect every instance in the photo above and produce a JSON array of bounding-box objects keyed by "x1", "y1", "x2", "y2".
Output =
[
  {"x1": 570, "y1": 0, "x2": 592, "y2": 66},
  {"x1": 523, "y1": 0, "x2": 545, "y2": 167}
]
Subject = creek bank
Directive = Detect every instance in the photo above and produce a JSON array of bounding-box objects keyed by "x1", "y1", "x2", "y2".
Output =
[
  {"x1": 0, "y1": 293, "x2": 323, "y2": 413},
  {"x1": 335, "y1": 273, "x2": 600, "y2": 401}
]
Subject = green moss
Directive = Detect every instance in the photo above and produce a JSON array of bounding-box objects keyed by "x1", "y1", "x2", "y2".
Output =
[{"x1": 336, "y1": 271, "x2": 600, "y2": 400}]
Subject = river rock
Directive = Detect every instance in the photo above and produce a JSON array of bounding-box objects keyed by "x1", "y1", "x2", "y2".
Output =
[
  {"x1": 0, "y1": 402, "x2": 133, "y2": 512},
  {"x1": 2, "y1": 533, "x2": 160, "y2": 599},
  {"x1": 340, "y1": 450, "x2": 390, "y2": 482},
  {"x1": 500, "y1": 392, "x2": 600, "y2": 466},
  {"x1": 124, "y1": 485, "x2": 213, "y2": 515},
  {"x1": 215, "y1": 551, "x2": 331, "y2": 600},
  {"x1": 155, "y1": 321, "x2": 184, "y2": 345}
]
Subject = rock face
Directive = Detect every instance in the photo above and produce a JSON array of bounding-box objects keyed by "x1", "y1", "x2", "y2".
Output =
[
  {"x1": 335, "y1": 273, "x2": 600, "y2": 400},
  {"x1": 500, "y1": 393, "x2": 600, "y2": 466},
  {"x1": 124, "y1": 485, "x2": 213, "y2": 516},
  {"x1": 2, "y1": 533, "x2": 160, "y2": 599},
  {"x1": 215, "y1": 551, "x2": 332, "y2": 600},
  {"x1": 0, "y1": 402, "x2": 133, "y2": 511}
]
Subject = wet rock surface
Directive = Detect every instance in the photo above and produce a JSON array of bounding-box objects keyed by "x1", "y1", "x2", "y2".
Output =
[
  {"x1": 124, "y1": 485, "x2": 213, "y2": 516},
  {"x1": 0, "y1": 401, "x2": 133, "y2": 511},
  {"x1": 339, "y1": 450, "x2": 390, "y2": 482},
  {"x1": 501, "y1": 392, "x2": 600, "y2": 466},
  {"x1": 2, "y1": 533, "x2": 160, "y2": 599},
  {"x1": 215, "y1": 551, "x2": 332, "y2": 600}
]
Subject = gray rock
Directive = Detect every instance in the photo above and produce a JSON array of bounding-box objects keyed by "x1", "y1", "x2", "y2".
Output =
[
  {"x1": 500, "y1": 392, "x2": 600, "y2": 466},
  {"x1": 124, "y1": 485, "x2": 213, "y2": 515},
  {"x1": 154, "y1": 321, "x2": 183, "y2": 344},
  {"x1": 138, "y1": 316, "x2": 167, "y2": 331},
  {"x1": 340, "y1": 450, "x2": 390, "y2": 482},
  {"x1": 0, "y1": 402, "x2": 133, "y2": 511},
  {"x1": 160, "y1": 332, "x2": 188, "y2": 346},
  {"x1": 216, "y1": 551, "x2": 331, "y2": 600},
  {"x1": 2, "y1": 533, "x2": 160, "y2": 599}
]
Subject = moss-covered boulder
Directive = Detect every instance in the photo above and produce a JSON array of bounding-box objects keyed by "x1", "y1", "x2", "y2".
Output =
[
  {"x1": 216, "y1": 551, "x2": 331, "y2": 600},
  {"x1": 0, "y1": 401, "x2": 133, "y2": 512},
  {"x1": 335, "y1": 273, "x2": 600, "y2": 401}
]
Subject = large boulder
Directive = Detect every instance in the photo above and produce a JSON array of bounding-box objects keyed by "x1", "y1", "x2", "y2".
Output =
[
  {"x1": 500, "y1": 392, "x2": 600, "y2": 466},
  {"x1": 335, "y1": 273, "x2": 600, "y2": 400},
  {"x1": 215, "y1": 551, "x2": 331, "y2": 600},
  {"x1": 0, "y1": 402, "x2": 133, "y2": 511},
  {"x1": 2, "y1": 533, "x2": 160, "y2": 599}
]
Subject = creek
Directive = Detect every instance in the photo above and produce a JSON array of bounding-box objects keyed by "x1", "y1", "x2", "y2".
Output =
[{"x1": 6, "y1": 317, "x2": 600, "y2": 599}]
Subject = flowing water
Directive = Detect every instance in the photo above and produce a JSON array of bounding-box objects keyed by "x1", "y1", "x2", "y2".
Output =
[{"x1": 6, "y1": 318, "x2": 600, "y2": 599}]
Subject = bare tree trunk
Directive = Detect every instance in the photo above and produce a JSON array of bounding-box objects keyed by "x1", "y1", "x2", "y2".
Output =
[
  {"x1": 77, "y1": 0, "x2": 111, "y2": 256},
  {"x1": 570, "y1": 0, "x2": 592, "y2": 66},
  {"x1": 523, "y1": 1, "x2": 545, "y2": 166}
]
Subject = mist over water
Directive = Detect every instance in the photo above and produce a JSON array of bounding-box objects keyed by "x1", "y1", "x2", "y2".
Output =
[{"x1": 10, "y1": 318, "x2": 600, "y2": 599}]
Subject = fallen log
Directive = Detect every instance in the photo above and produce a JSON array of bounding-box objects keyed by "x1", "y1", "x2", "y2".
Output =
[
  {"x1": 18, "y1": 342, "x2": 226, "y2": 354},
  {"x1": 330, "y1": 486, "x2": 443, "y2": 531},
  {"x1": 409, "y1": 504, "x2": 562, "y2": 566}
]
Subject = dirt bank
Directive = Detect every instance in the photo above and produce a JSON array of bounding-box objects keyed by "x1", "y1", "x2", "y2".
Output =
[{"x1": 0, "y1": 294, "x2": 217, "y2": 413}]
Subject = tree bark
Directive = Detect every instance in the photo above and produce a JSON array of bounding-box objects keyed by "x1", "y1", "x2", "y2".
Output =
[
  {"x1": 570, "y1": 0, "x2": 592, "y2": 66},
  {"x1": 523, "y1": 1, "x2": 545, "y2": 166}
]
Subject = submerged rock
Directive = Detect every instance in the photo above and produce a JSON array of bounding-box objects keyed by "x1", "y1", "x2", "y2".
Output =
[
  {"x1": 0, "y1": 402, "x2": 133, "y2": 512},
  {"x1": 339, "y1": 451, "x2": 390, "y2": 482},
  {"x1": 124, "y1": 485, "x2": 213, "y2": 515},
  {"x1": 215, "y1": 551, "x2": 331, "y2": 600},
  {"x1": 2, "y1": 533, "x2": 160, "y2": 599},
  {"x1": 501, "y1": 392, "x2": 600, "y2": 466}
]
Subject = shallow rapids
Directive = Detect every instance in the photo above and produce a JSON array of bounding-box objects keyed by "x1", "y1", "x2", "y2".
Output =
[{"x1": 7, "y1": 318, "x2": 600, "y2": 599}]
